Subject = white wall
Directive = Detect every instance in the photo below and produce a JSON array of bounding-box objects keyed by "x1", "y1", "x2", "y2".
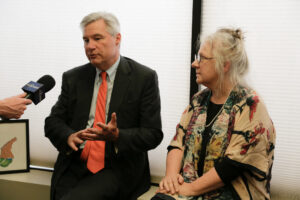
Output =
[
  {"x1": 201, "y1": 0, "x2": 300, "y2": 193},
  {"x1": 2, "y1": 1, "x2": 299, "y2": 193},
  {"x1": 0, "y1": 0, "x2": 193, "y2": 176}
]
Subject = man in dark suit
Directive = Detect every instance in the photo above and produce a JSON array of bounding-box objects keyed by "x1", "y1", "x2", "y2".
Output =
[{"x1": 44, "y1": 11, "x2": 163, "y2": 200}]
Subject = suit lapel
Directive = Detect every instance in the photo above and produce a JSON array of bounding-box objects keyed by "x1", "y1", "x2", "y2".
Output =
[
  {"x1": 108, "y1": 56, "x2": 131, "y2": 122},
  {"x1": 75, "y1": 64, "x2": 96, "y2": 129}
]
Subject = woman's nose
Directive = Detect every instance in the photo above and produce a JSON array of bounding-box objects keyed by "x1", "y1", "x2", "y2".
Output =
[{"x1": 191, "y1": 60, "x2": 199, "y2": 68}]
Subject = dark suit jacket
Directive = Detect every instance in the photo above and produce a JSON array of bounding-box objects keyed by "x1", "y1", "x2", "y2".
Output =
[{"x1": 45, "y1": 56, "x2": 163, "y2": 200}]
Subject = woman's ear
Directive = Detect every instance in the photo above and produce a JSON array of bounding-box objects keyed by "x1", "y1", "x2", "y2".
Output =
[{"x1": 224, "y1": 61, "x2": 230, "y2": 73}]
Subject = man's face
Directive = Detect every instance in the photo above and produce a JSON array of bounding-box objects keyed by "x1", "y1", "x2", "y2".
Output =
[{"x1": 83, "y1": 19, "x2": 121, "y2": 70}]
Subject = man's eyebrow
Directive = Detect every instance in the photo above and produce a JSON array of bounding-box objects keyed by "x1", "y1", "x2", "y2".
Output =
[
  {"x1": 92, "y1": 34, "x2": 104, "y2": 37},
  {"x1": 83, "y1": 33, "x2": 104, "y2": 38}
]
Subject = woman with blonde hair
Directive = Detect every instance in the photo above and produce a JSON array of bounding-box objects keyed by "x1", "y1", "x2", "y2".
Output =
[{"x1": 153, "y1": 28, "x2": 276, "y2": 200}]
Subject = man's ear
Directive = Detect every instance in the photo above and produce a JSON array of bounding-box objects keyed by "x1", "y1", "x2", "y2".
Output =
[
  {"x1": 115, "y1": 33, "x2": 121, "y2": 46},
  {"x1": 224, "y1": 61, "x2": 230, "y2": 73}
]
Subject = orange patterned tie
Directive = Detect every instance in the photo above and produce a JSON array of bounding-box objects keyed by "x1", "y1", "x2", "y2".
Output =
[{"x1": 81, "y1": 71, "x2": 107, "y2": 173}]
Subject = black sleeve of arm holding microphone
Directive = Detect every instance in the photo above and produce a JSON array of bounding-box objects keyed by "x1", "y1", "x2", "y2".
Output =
[{"x1": 44, "y1": 72, "x2": 74, "y2": 154}]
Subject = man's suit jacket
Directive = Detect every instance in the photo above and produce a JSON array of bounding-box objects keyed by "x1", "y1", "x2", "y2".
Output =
[{"x1": 45, "y1": 56, "x2": 163, "y2": 200}]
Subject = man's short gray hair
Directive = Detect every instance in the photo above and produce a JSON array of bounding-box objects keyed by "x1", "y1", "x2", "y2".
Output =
[{"x1": 80, "y1": 11, "x2": 120, "y2": 36}]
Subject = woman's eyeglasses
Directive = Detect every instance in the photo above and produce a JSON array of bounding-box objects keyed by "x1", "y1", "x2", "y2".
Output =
[{"x1": 194, "y1": 54, "x2": 214, "y2": 64}]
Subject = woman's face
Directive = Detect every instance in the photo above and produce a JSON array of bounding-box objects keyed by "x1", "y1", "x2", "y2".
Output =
[{"x1": 191, "y1": 41, "x2": 218, "y2": 88}]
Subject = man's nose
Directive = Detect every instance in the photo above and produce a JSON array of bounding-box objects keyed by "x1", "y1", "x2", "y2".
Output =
[{"x1": 86, "y1": 40, "x2": 96, "y2": 49}]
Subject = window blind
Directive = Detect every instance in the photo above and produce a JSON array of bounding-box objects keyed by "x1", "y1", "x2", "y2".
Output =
[
  {"x1": 0, "y1": 0, "x2": 193, "y2": 177},
  {"x1": 201, "y1": 0, "x2": 300, "y2": 192}
]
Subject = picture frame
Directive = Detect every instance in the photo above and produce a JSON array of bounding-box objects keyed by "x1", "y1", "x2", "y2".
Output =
[{"x1": 0, "y1": 119, "x2": 29, "y2": 174}]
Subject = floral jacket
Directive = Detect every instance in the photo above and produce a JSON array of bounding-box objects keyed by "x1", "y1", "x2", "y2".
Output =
[{"x1": 170, "y1": 85, "x2": 276, "y2": 200}]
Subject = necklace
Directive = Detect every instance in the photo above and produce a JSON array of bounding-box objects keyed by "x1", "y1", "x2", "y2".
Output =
[
  {"x1": 205, "y1": 85, "x2": 234, "y2": 128},
  {"x1": 205, "y1": 103, "x2": 225, "y2": 128}
]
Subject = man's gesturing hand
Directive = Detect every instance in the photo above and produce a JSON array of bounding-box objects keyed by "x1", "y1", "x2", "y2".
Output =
[
  {"x1": 67, "y1": 130, "x2": 85, "y2": 151},
  {"x1": 82, "y1": 112, "x2": 119, "y2": 142}
]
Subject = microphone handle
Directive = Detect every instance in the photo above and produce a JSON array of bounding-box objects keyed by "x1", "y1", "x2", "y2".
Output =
[{"x1": 25, "y1": 93, "x2": 32, "y2": 99}]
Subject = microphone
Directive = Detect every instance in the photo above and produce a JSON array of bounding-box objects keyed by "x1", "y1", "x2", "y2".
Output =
[{"x1": 22, "y1": 75, "x2": 56, "y2": 105}]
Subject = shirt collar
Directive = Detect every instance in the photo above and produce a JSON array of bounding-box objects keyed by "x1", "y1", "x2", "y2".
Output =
[{"x1": 95, "y1": 56, "x2": 120, "y2": 82}]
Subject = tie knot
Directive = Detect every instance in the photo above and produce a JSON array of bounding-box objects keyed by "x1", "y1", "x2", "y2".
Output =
[{"x1": 100, "y1": 71, "x2": 107, "y2": 80}]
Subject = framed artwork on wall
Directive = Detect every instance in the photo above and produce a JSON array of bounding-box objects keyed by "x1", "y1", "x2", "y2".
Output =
[{"x1": 0, "y1": 119, "x2": 29, "y2": 174}]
